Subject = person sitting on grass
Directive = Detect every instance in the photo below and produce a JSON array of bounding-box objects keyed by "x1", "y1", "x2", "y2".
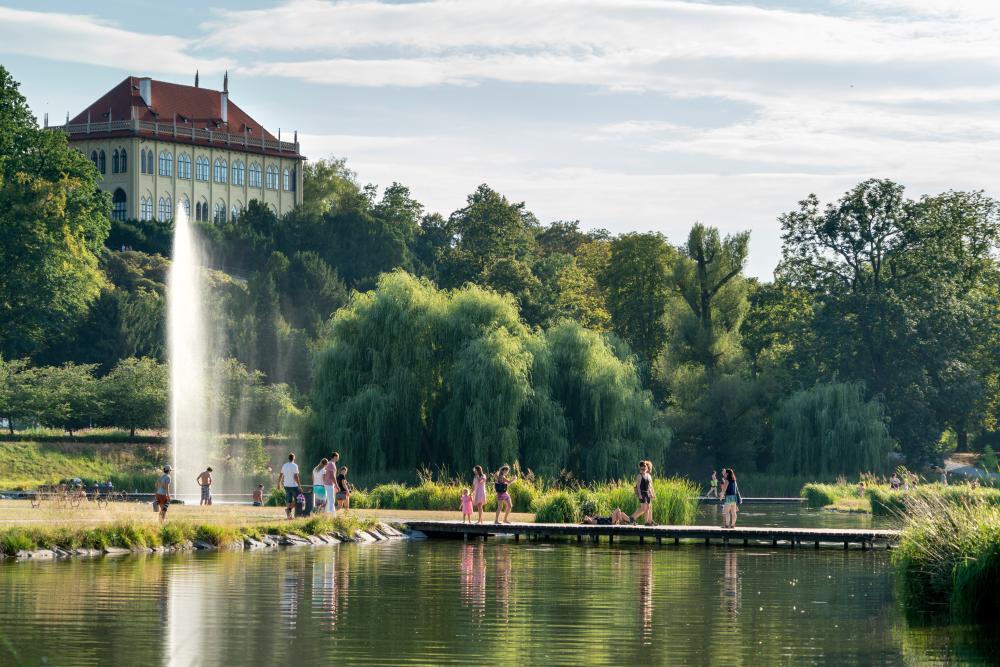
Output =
[{"x1": 582, "y1": 508, "x2": 633, "y2": 525}]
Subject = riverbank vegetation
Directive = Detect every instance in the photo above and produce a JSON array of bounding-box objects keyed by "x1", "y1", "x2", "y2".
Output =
[
  {"x1": 3, "y1": 65, "x2": 1000, "y2": 481},
  {"x1": 894, "y1": 497, "x2": 1000, "y2": 622}
]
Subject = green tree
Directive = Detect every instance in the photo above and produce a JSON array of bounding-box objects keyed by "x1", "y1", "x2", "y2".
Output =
[
  {"x1": 100, "y1": 357, "x2": 167, "y2": 436},
  {"x1": 0, "y1": 66, "x2": 110, "y2": 357},
  {"x1": 301, "y1": 156, "x2": 360, "y2": 216},
  {"x1": 772, "y1": 382, "x2": 892, "y2": 476},
  {"x1": 0, "y1": 356, "x2": 30, "y2": 434},
  {"x1": 29, "y1": 363, "x2": 101, "y2": 435}
]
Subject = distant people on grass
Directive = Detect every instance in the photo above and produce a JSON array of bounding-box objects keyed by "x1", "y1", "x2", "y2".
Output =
[
  {"x1": 889, "y1": 472, "x2": 901, "y2": 490},
  {"x1": 324, "y1": 453, "x2": 340, "y2": 515},
  {"x1": 278, "y1": 453, "x2": 301, "y2": 520},
  {"x1": 252, "y1": 484, "x2": 265, "y2": 507},
  {"x1": 582, "y1": 508, "x2": 632, "y2": 525},
  {"x1": 460, "y1": 488, "x2": 474, "y2": 523},
  {"x1": 494, "y1": 465, "x2": 516, "y2": 524},
  {"x1": 720, "y1": 468, "x2": 741, "y2": 528},
  {"x1": 472, "y1": 465, "x2": 488, "y2": 524},
  {"x1": 196, "y1": 467, "x2": 213, "y2": 506},
  {"x1": 154, "y1": 465, "x2": 172, "y2": 523},
  {"x1": 312, "y1": 458, "x2": 329, "y2": 514},
  {"x1": 857, "y1": 480, "x2": 866, "y2": 496},
  {"x1": 631, "y1": 460, "x2": 655, "y2": 525},
  {"x1": 336, "y1": 467, "x2": 350, "y2": 511}
]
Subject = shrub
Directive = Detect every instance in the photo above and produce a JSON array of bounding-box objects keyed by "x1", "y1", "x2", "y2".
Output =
[
  {"x1": 868, "y1": 484, "x2": 1000, "y2": 517},
  {"x1": 0, "y1": 530, "x2": 34, "y2": 555},
  {"x1": 801, "y1": 483, "x2": 848, "y2": 508},
  {"x1": 264, "y1": 486, "x2": 286, "y2": 507},
  {"x1": 651, "y1": 478, "x2": 699, "y2": 525},
  {"x1": 534, "y1": 492, "x2": 581, "y2": 523}
]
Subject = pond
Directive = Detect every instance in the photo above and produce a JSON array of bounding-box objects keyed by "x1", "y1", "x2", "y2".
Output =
[{"x1": 1, "y1": 533, "x2": 996, "y2": 665}]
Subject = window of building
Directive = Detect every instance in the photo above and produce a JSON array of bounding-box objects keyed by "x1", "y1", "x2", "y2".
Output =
[
  {"x1": 158, "y1": 151, "x2": 173, "y2": 177},
  {"x1": 177, "y1": 153, "x2": 192, "y2": 179},
  {"x1": 112, "y1": 189, "x2": 127, "y2": 221},
  {"x1": 290, "y1": 168, "x2": 296, "y2": 192},
  {"x1": 91, "y1": 150, "x2": 98, "y2": 168},
  {"x1": 112, "y1": 149, "x2": 120, "y2": 174},
  {"x1": 214, "y1": 202, "x2": 226, "y2": 225},
  {"x1": 120, "y1": 148, "x2": 127, "y2": 173},
  {"x1": 266, "y1": 165, "x2": 278, "y2": 190},
  {"x1": 195, "y1": 156, "x2": 209, "y2": 182},
  {"x1": 283, "y1": 168, "x2": 290, "y2": 191},
  {"x1": 231, "y1": 160, "x2": 245, "y2": 186},
  {"x1": 249, "y1": 163, "x2": 262, "y2": 188},
  {"x1": 231, "y1": 204, "x2": 241, "y2": 223},
  {"x1": 140, "y1": 149, "x2": 147, "y2": 174},
  {"x1": 179, "y1": 196, "x2": 190, "y2": 220},
  {"x1": 98, "y1": 150, "x2": 106, "y2": 174},
  {"x1": 214, "y1": 158, "x2": 228, "y2": 184},
  {"x1": 140, "y1": 196, "x2": 153, "y2": 221},
  {"x1": 158, "y1": 195, "x2": 172, "y2": 221}
]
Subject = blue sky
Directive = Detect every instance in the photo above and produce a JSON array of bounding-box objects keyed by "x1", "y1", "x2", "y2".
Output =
[{"x1": 4, "y1": 0, "x2": 999, "y2": 278}]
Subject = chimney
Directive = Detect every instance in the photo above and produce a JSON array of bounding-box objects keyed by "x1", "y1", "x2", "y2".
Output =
[
  {"x1": 220, "y1": 71, "x2": 228, "y2": 124},
  {"x1": 138, "y1": 77, "x2": 152, "y2": 107}
]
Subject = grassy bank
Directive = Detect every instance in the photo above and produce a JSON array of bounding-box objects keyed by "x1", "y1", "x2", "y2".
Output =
[
  {"x1": 0, "y1": 441, "x2": 163, "y2": 490},
  {"x1": 0, "y1": 513, "x2": 375, "y2": 557},
  {"x1": 868, "y1": 485, "x2": 1000, "y2": 517},
  {"x1": 801, "y1": 482, "x2": 875, "y2": 512},
  {"x1": 893, "y1": 497, "x2": 1000, "y2": 622}
]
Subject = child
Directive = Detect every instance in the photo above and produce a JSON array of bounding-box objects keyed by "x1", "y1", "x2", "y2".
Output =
[
  {"x1": 336, "y1": 466, "x2": 351, "y2": 512},
  {"x1": 461, "y1": 488, "x2": 474, "y2": 523}
]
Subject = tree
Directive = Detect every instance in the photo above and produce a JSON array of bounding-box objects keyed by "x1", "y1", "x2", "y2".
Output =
[
  {"x1": 100, "y1": 357, "x2": 167, "y2": 436},
  {"x1": 29, "y1": 363, "x2": 101, "y2": 435},
  {"x1": 301, "y1": 157, "x2": 360, "y2": 216},
  {"x1": 600, "y1": 233, "x2": 675, "y2": 368},
  {"x1": 0, "y1": 356, "x2": 30, "y2": 434},
  {"x1": 0, "y1": 66, "x2": 110, "y2": 357},
  {"x1": 772, "y1": 382, "x2": 893, "y2": 476}
]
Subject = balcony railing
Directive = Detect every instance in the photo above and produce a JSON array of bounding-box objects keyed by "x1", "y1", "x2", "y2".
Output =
[{"x1": 48, "y1": 119, "x2": 300, "y2": 155}]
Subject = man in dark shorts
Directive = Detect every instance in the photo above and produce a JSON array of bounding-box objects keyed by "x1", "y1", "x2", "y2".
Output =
[
  {"x1": 582, "y1": 508, "x2": 632, "y2": 525},
  {"x1": 278, "y1": 453, "x2": 300, "y2": 520},
  {"x1": 154, "y1": 466, "x2": 172, "y2": 523}
]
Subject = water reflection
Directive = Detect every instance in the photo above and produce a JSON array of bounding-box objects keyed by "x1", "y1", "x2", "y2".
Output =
[
  {"x1": 638, "y1": 549, "x2": 653, "y2": 644},
  {"x1": 720, "y1": 551, "x2": 741, "y2": 621}
]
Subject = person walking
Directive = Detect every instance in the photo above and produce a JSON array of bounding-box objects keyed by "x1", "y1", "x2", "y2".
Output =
[
  {"x1": 472, "y1": 465, "x2": 488, "y2": 524},
  {"x1": 154, "y1": 465, "x2": 172, "y2": 524},
  {"x1": 196, "y1": 467, "x2": 213, "y2": 506},
  {"x1": 336, "y1": 467, "x2": 351, "y2": 512},
  {"x1": 312, "y1": 458, "x2": 328, "y2": 514},
  {"x1": 278, "y1": 453, "x2": 301, "y2": 520},
  {"x1": 324, "y1": 452, "x2": 340, "y2": 515},
  {"x1": 719, "y1": 468, "x2": 741, "y2": 528},
  {"x1": 708, "y1": 470, "x2": 718, "y2": 499},
  {"x1": 631, "y1": 461, "x2": 656, "y2": 525},
  {"x1": 494, "y1": 465, "x2": 516, "y2": 524}
]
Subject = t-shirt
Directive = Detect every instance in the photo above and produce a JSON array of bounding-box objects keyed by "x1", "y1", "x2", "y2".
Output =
[
  {"x1": 323, "y1": 460, "x2": 337, "y2": 485},
  {"x1": 312, "y1": 468, "x2": 324, "y2": 487},
  {"x1": 155, "y1": 474, "x2": 171, "y2": 495},
  {"x1": 281, "y1": 461, "x2": 300, "y2": 488}
]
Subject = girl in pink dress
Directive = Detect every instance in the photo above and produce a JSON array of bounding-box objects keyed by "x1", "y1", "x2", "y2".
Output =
[
  {"x1": 472, "y1": 465, "x2": 487, "y2": 524},
  {"x1": 460, "y1": 488, "x2": 474, "y2": 523}
]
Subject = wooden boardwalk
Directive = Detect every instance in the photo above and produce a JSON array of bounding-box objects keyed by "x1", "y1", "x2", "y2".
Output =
[{"x1": 405, "y1": 520, "x2": 900, "y2": 550}]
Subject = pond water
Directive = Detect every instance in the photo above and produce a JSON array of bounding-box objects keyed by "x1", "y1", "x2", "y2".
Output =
[
  {"x1": 693, "y1": 503, "x2": 899, "y2": 530},
  {"x1": 1, "y1": 531, "x2": 996, "y2": 665}
]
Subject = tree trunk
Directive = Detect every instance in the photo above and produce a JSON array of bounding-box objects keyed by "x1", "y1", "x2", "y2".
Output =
[
  {"x1": 130, "y1": 427, "x2": 136, "y2": 438},
  {"x1": 956, "y1": 428, "x2": 968, "y2": 453}
]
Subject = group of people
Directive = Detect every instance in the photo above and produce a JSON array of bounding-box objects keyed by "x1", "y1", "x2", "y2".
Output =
[
  {"x1": 460, "y1": 465, "x2": 517, "y2": 524},
  {"x1": 278, "y1": 452, "x2": 352, "y2": 520},
  {"x1": 708, "y1": 469, "x2": 742, "y2": 528}
]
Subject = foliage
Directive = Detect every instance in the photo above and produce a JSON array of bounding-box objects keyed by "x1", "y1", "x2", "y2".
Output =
[
  {"x1": 533, "y1": 491, "x2": 580, "y2": 523},
  {"x1": 0, "y1": 440, "x2": 162, "y2": 490},
  {"x1": 772, "y1": 382, "x2": 892, "y2": 476},
  {"x1": 99, "y1": 357, "x2": 167, "y2": 436},
  {"x1": 868, "y1": 484, "x2": 1000, "y2": 517}
]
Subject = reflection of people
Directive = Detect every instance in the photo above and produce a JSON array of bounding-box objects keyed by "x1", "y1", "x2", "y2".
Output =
[
  {"x1": 278, "y1": 453, "x2": 301, "y2": 520},
  {"x1": 721, "y1": 550, "x2": 741, "y2": 619},
  {"x1": 582, "y1": 508, "x2": 633, "y2": 525},
  {"x1": 154, "y1": 465, "x2": 172, "y2": 523},
  {"x1": 196, "y1": 467, "x2": 213, "y2": 505},
  {"x1": 638, "y1": 549, "x2": 653, "y2": 642},
  {"x1": 495, "y1": 544, "x2": 513, "y2": 623}
]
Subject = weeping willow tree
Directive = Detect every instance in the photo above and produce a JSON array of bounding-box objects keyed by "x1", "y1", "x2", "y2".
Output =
[
  {"x1": 306, "y1": 271, "x2": 667, "y2": 479},
  {"x1": 772, "y1": 381, "x2": 893, "y2": 476}
]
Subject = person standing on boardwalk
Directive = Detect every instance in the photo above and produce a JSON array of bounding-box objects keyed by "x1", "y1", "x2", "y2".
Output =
[
  {"x1": 719, "y1": 468, "x2": 741, "y2": 528},
  {"x1": 708, "y1": 471, "x2": 718, "y2": 499},
  {"x1": 472, "y1": 465, "x2": 488, "y2": 524},
  {"x1": 278, "y1": 453, "x2": 301, "y2": 520},
  {"x1": 324, "y1": 452, "x2": 340, "y2": 516},
  {"x1": 196, "y1": 467, "x2": 213, "y2": 506},
  {"x1": 631, "y1": 461, "x2": 655, "y2": 525},
  {"x1": 154, "y1": 465, "x2": 172, "y2": 523},
  {"x1": 494, "y1": 465, "x2": 515, "y2": 524}
]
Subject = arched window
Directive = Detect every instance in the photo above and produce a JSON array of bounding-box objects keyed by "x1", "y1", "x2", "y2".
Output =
[
  {"x1": 179, "y1": 196, "x2": 190, "y2": 220},
  {"x1": 283, "y1": 168, "x2": 290, "y2": 191},
  {"x1": 231, "y1": 203, "x2": 242, "y2": 222},
  {"x1": 177, "y1": 153, "x2": 192, "y2": 179},
  {"x1": 112, "y1": 149, "x2": 120, "y2": 174},
  {"x1": 120, "y1": 148, "x2": 127, "y2": 173},
  {"x1": 214, "y1": 201, "x2": 226, "y2": 225},
  {"x1": 195, "y1": 156, "x2": 209, "y2": 181},
  {"x1": 158, "y1": 195, "x2": 172, "y2": 221},
  {"x1": 158, "y1": 151, "x2": 173, "y2": 177},
  {"x1": 140, "y1": 196, "x2": 153, "y2": 221},
  {"x1": 139, "y1": 150, "x2": 147, "y2": 174},
  {"x1": 91, "y1": 150, "x2": 98, "y2": 168},
  {"x1": 266, "y1": 166, "x2": 278, "y2": 190},
  {"x1": 98, "y1": 150, "x2": 106, "y2": 174},
  {"x1": 231, "y1": 160, "x2": 245, "y2": 186},
  {"x1": 111, "y1": 188, "x2": 127, "y2": 221},
  {"x1": 248, "y1": 162, "x2": 262, "y2": 188},
  {"x1": 214, "y1": 158, "x2": 228, "y2": 183},
  {"x1": 290, "y1": 168, "x2": 296, "y2": 192}
]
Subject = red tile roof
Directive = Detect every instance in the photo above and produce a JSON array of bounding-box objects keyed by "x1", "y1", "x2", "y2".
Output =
[{"x1": 66, "y1": 76, "x2": 303, "y2": 159}]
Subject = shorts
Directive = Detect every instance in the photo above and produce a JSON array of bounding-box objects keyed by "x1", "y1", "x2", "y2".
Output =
[
  {"x1": 155, "y1": 494, "x2": 170, "y2": 511},
  {"x1": 252, "y1": 501, "x2": 262, "y2": 507},
  {"x1": 638, "y1": 493, "x2": 651, "y2": 505},
  {"x1": 200, "y1": 486, "x2": 211, "y2": 501},
  {"x1": 496, "y1": 492, "x2": 511, "y2": 504},
  {"x1": 335, "y1": 492, "x2": 348, "y2": 501},
  {"x1": 284, "y1": 486, "x2": 300, "y2": 504},
  {"x1": 314, "y1": 485, "x2": 326, "y2": 500},
  {"x1": 724, "y1": 498, "x2": 738, "y2": 508}
]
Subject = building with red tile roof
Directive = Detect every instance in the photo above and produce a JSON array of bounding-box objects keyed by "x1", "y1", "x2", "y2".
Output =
[{"x1": 52, "y1": 73, "x2": 303, "y2": 223}]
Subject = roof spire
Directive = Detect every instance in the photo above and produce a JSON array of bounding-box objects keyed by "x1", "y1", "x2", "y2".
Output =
[
  {"x1": 195, "y1": 70, "x2": 200, "y2": 88},
  {"x1": 223, "y1": 70, "x2": 228, "y2": 93}
]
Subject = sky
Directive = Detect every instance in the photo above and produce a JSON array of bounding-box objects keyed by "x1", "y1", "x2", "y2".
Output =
[{"x1": 3, "y1": 0, "x2": 1000, "y2": 278}]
